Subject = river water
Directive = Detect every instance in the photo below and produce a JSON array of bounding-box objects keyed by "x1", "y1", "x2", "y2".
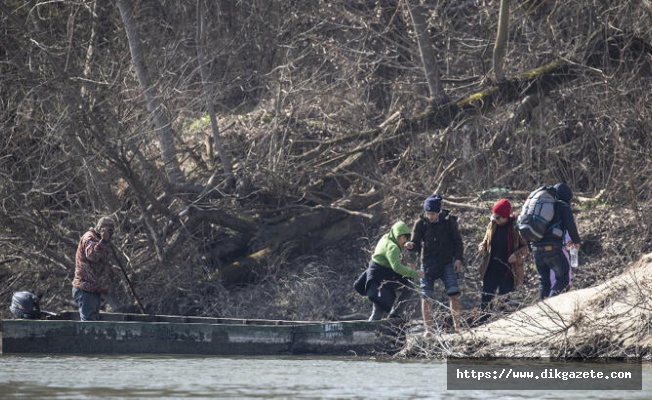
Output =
[{"x1": 0, "y1": 355, "x2": 649, "y2": 399}]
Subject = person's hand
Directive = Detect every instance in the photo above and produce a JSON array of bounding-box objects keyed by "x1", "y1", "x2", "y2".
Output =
[
  {"x1": 478, "y1": 243, "x2": 485, "y2": 255},
  {"x1": 453, "y1": 260, "x2": 463, "y2": 273},
  {"x1": 566, "y1": 241, "x2": 580, "y2": 250},
  {"x1": 508, "y1": 254, "x2": 517, "y2": 264},
  {"x1": 405, "y1": 241, "x2": 414, "y2": 250}
]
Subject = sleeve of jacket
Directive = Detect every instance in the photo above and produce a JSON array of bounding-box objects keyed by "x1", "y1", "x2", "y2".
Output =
[
  {"x1": 560, "y1": 203, "x2": 581, "y2": 244},
  {"x1": 450, "y1": 217, "x2": 464, "y2": 263},
  {"x1": 386, "y1": 244, "x2": 419, "y2": 278},
  {"x1": 480, "y1": 222, "x2": 491, "y2": 254},
  {"x1": 84, "y1": 235, "x2": 108, "y2": 262},
  {"x1": 513, "y1": 232, "x2": 530, "y2": 258},
  {"x1": 409, "y1": 219, "x2": 423, "y2": 256}
]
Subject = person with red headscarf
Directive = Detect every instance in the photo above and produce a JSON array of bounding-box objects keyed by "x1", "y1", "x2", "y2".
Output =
[{"x1": 478, "y1": 199, "x2": 529, "y2": 319}]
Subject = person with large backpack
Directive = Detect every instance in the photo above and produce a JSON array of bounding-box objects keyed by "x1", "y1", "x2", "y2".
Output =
[{"x1": 518, "y1": 183, "x2": 582, "y2": 300}]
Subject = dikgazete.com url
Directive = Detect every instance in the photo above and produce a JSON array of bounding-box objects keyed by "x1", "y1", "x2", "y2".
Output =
[{"x1": 455, "y1": 368, "x2": 634, "y2": 381}]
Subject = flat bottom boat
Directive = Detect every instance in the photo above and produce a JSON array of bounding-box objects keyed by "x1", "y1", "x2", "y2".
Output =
[{"x1": 0, "y1": 311, "x2": 402, "y2": 356}]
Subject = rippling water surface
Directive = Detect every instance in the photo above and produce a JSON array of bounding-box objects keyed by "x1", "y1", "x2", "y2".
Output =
[{"x1": 0, "y1": 355, "x2": 649, "y2": 399}]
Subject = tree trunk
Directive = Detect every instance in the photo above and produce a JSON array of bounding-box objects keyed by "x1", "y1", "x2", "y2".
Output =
[
  {"x1": 406, "y1": 0, "x2": 449, "y2": 105},
  {"x1": 115, "y1": 0, "x2": 185, "y2": 184},
  {"x1": 493, "y1": 0, "x2": 511, "y2": 81},
  {"x1": 196, "y1": 0, "x2": 235, "y2": 190},
  {"x1": 76, "y1": 0, "x2": 122, "y2": 212}
]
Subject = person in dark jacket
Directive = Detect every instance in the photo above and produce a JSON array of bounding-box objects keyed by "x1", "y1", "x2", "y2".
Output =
[
  {"x1": 406, "y1": 194, "x2": 464, "y2": 334},
  {"x1": 478, "y1": 199, "x2": 529, "y2": 315},
  {"x1": 355, "y1": 221, "x2": 424, "y2": 321},
  {"x1": 530, "y1": 183, "x2": 582, "y2": 300}
]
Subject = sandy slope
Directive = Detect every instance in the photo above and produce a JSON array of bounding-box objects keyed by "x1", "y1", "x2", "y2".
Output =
[{"x1": 409, "y1": 253, "x2": 652, "y2": 359}]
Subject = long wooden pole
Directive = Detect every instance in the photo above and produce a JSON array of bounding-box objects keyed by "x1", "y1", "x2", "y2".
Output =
[{"x1": 110, "y1": 245, "x2": 147, "y2": 314}]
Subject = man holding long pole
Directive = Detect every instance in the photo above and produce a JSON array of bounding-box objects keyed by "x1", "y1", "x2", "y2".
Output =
[{"x1": 72, "y1": 216, "x2": 144, "y2": 320}]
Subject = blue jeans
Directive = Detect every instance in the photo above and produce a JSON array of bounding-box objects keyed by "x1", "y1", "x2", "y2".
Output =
[
  {"x1": 420, "y1": 261, "x2": 460, "y2": 300},
  {"x1": 534, "y1": 248, "x2": 570, "y2": 300},
  {"x1": 72, "y1": 287, "x2": 102, "y2": 321}
]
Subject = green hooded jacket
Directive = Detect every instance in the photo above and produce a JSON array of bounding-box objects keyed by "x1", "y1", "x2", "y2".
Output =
[{"x1": 371, "y1": 221, "x2": 419, "y2": 278}]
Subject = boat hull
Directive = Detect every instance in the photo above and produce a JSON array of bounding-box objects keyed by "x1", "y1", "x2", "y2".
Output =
[{"x1": 1, "y1": 312, "x2": 398, "y2": 356}]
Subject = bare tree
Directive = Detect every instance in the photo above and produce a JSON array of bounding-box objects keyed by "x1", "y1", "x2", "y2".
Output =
[
  {"x1": 493, "y1": 0, "x2": 510, "y2": 81},
  {"x1": 196, "y1": 0, "x2": 234, "y2": 189},
  {"x1": 405, "y1": 0, "x2": 449, "y2": 105},
  {"x1": 115, "y1": 0, "x2": 185, "y2": 184},
  {"x1": 77, "y1": 0, "x2": 122, "y2": 212}
]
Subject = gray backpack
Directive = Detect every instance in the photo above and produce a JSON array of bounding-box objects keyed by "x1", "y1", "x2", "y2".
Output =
[{"x1": 516, "y1": 185, "x2": 557, "y2": 242}]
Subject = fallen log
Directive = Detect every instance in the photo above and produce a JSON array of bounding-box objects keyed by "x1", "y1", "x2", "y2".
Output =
[
  {"x1": 213, "y1": 194, "x2": 382, "y2": 284},
  {"x1": 408, "y1": 59, "x2": 581, "y2": 132}
]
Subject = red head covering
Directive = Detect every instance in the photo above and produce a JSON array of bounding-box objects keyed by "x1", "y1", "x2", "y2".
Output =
[{"x1": 492, "y1": 199, "x2": 512, "y2": 218}]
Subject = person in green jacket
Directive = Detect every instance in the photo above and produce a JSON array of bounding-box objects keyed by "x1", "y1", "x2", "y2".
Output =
[{"x1": 355, "y1": 221, "x2": 424, "y2": 321}]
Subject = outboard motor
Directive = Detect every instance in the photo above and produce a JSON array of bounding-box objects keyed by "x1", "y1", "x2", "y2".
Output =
[{"x1": 10, "y1": 291, "x2": 41, "y2": 319}]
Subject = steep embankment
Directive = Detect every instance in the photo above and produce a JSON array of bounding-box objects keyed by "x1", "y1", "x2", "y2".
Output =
[{"x1": 406, "y1": 253, "x2": 652, "y2": 359}]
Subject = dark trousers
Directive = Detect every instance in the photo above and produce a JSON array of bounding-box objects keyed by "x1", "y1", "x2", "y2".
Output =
[
  {"x1": 366, "y1": 281, "x2": 416, "y2": 321},
  {"x1": 481, "y1": 262, "x2": 514, "y2": 310},
  {"x1": 534, "y1": 247, "x2": 570, "y2": 299}
]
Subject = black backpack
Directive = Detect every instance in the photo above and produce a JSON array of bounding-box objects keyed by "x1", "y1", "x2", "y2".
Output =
[{"x1": 516, "y1": 185, "x2": 557, "y2": 242}]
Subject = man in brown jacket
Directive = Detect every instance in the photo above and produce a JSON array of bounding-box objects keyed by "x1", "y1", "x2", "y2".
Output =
[{"x1": 72, "y1": 217, "x2": 120, "y2": 321}]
